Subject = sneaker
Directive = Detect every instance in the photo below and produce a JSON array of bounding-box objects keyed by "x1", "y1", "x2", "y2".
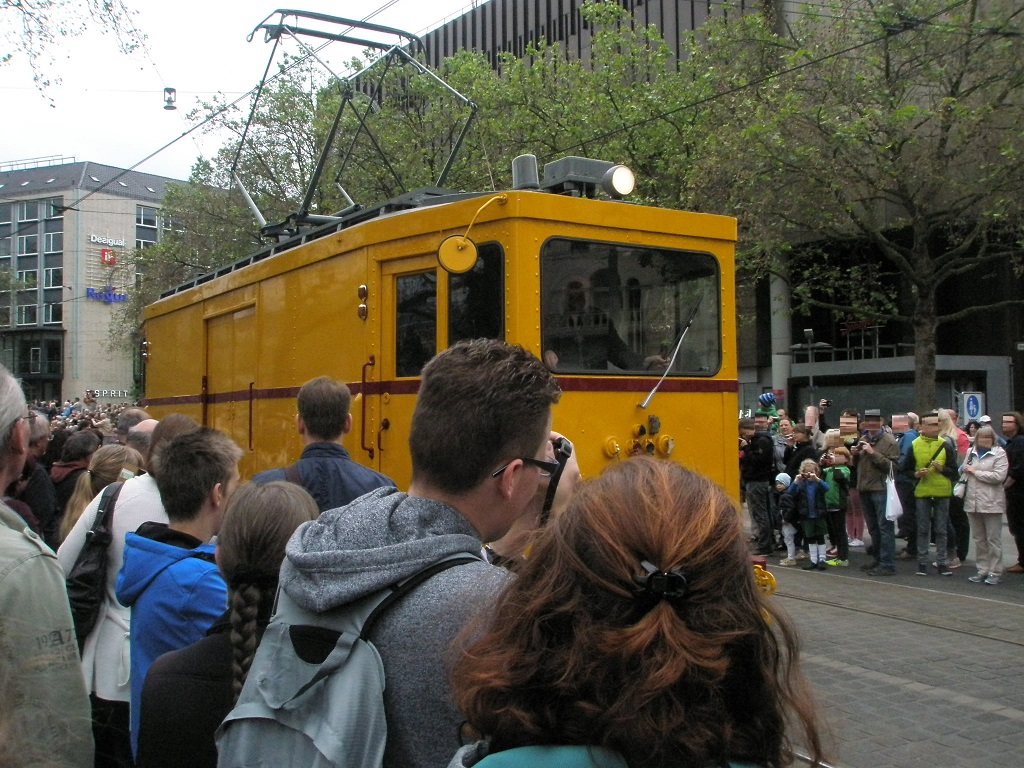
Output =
[
  {"x1": 802, "y1": 561, "x2": 819, "y2": 571},
  {"x1": 867, "y1": 567, "x2": 896, "y2": 576},
  {"x1": 968, "y1": 574, "x2": 987, "y2": 583},
  {"x1": 984, "y1": 574, "x2": 1001, "y2": 585},
  {"x1": 897, "y1": 550, "x2": 916, "y2": 561},
  {"x1": 848, "y1": 538, "x2": 864, "y2": 547},
  {"x1": 933, "y1": 558, "x2": 962, "y2": 570},
  {"x1": 859, "y1": 560, "x2": 880, "y2": 572},
  {"x1": 795, "y1": 550, "x2": 809, "y2": 560},
  {"x1": 778, "y1": 558, "x2": 797, "y2": 567},
  {"x1": 816, "y1": 561, "x2": 828, "y2": 571},
  {"x1": 826, "y1": 547, "x2": 838, "y2": 558},
  {"x1": 1006, "y1": 563, "x2": 1024, "y2": 574},
  {"x1": 825, "y1": 558, "x2": 848, "y2": 567},
  {"x1": 937, "y1": 565, "x2": 953, "y2": 576},
  {"x1": 916, "y1": 564, "x2": 928, "y2": 576}
]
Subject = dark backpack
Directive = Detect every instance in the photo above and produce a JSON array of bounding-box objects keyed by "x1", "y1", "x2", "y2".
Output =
[
  {"x1": 216, "y1": 553, "x2": 479, "y2": 768},
  {"x1": 65, "y1": 482, "x2": 124, "y2": 652}
]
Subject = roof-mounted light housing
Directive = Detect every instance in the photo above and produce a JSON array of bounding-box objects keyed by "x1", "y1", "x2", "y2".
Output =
[{"x1": 540, "y1": 156, "x2": 635, "y2": 199}]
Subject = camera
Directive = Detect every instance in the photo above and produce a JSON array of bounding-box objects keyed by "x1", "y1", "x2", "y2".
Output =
[
  {"x1": 843, "y1": 437, "x2": 859, "y2": 449},
  {"x1": 822, "y1": 399, "x2": 833, "y2": 408}
]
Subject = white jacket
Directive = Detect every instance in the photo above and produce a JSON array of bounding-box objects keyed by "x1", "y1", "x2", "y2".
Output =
[
  {"x1": 960, "y1": 446, "x2": 1008, "y2": 516},
  {"x1": 57, "y1": 472, "x2": 167, "y2": 701}
]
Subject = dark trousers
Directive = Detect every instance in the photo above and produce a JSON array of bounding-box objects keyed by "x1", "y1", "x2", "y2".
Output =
[
  {"x1": 948, "y1": 494, "x2": 969, "y2": 560},
  {"x1": 1007, "y1": 492, "x2": 1024, "y2": 566},
  {"x1": 896, "y1": 479, "x2": 917, "y2": 554},
  {"x1": 826, "y1": 507, "x2": 848, "y2": 560},
  {"x1": 91, "y1": 694, "x2": 134, "y2": 768}
]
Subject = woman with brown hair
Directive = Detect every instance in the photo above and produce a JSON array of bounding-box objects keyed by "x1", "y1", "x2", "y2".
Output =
[
  {"x1": 450, "y1": 456, "x2": 828, "y2": 768},
  {"x1": 59, "y1": 444, "x2": 143, "y2": 542},
  {"x1": 136, "y1": 480, "x2": 318, "y2": 768}
]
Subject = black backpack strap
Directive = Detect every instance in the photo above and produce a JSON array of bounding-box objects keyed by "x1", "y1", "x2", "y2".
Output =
[
  {"x1": 283, "y1": 462, "x2": 303, "y2": 487},
  {"x1": 361, "y1": 555, "x2": 480, "y2": 640},
  {"x1": 89, "y1": 482, "x2": 125, "y2": 538}
]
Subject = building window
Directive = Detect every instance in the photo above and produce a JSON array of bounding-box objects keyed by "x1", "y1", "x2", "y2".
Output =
[
  {"x1": 136, "y1": 237, "x2": 157, "y2": 250},
  {"x1": 16, "y1": 305, "x2": 37, "y2": 325},
  {"x1": 136, "y1": 205, "x2": 158, "y2": 227},
  {"x1": 44, "y1": 303, "x2": 63, "y2": 324},
  {"x1": 17, "y1": 269, "x2": 38, "y2": 289},
  {"x1": 0, "y1": 306, "x2": 9, "y2": 326},
  {"x1": 43, "y1": 232, "x2": 63, "y2": 253},
  {"x1": 43, "y1": 267, "x2": 63, "y2": 288},
  {"x1": 18, "y1": 201, "x2": 40, "y2": 222},
  {"x1": 45, "y1": 197, "x2": 63, "y2": 219},
  {"x1": 0, "y1": 204, "x2": 10, "y2": 225},
  {"x1": 0, "y1": 237, "x2": 10, "y2": 258},
  {"x1": 17, "y1": 235, "x2": 38, "y2": 255}
]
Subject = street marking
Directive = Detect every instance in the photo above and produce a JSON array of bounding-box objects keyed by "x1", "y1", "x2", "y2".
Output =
[{"x1": 802, "y1": 652, "x2": 1024, "y2": 722}]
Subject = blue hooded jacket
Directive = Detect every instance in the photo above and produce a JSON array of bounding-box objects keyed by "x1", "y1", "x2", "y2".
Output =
[{"x1": 115, "y1": 522, "x2": 226, "y2": 757}]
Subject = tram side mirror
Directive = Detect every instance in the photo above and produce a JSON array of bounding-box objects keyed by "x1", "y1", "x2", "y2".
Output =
[{"x1": 438, "y1": 235, "x2": 479, "y2": 274}]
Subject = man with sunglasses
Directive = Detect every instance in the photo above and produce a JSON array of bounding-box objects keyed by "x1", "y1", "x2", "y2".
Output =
[
  {"x1": 277, "y1": 339, "x2": 567, "y2": 768},
  {"x1": 0, "y1": 366, "x2": 93, "y2": 765}
]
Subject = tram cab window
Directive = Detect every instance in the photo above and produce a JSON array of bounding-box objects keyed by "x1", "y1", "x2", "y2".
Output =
[
  {"x1": 396, "y1": 272, "x2": 437, "y2": 377},
  {"x1": 541, "y1": 239, "x2": 720, "y2": 375},
  {"x1": 449, "y1": 242, "x2": 504, "y2": 344},
  {"x1": 395, "y1": 245, "x2": 505, "y2": 378}
]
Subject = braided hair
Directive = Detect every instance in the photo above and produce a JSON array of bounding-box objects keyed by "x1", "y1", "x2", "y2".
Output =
[{"x1": 216, "y1": 481, "x2": 318, "y2": 703}]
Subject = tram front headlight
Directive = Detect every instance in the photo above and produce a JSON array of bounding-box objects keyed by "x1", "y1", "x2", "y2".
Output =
[{"x1": 601, "y1": 164, "x2": 635, "y2": 198}]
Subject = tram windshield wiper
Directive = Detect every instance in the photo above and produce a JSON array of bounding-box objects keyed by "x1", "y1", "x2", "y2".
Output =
[{"x1": 639, "y1": 290, "x2": 705, "y2": 409}]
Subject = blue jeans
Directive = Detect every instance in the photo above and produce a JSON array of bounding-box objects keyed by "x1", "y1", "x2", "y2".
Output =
[
  {"x1": 916, "y1": 496, "x2": 949, "y2": 567},
  {"x1": 861, "y1": 490, "x2": 895, "y2": 569}
]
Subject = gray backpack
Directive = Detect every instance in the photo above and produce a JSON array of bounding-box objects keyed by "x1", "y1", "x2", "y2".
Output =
[{"x1": 216, "y1": 553, "x2": 479, "y2": 768}]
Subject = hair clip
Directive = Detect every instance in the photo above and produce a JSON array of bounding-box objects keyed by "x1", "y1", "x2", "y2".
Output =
[{"x1": 633, "y1": 560, "x2": 687, "y2": 603}]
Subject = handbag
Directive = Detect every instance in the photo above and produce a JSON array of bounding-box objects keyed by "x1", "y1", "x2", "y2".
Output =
[
  {"x1": 884, "y1": 466, "x2": 903, "y2": 521},
  {"x1": 953, "y1": 449, "x2": 975, "y2": 499},
  {"x1": 65, "y1": 482, "x2": 124, "y2": 652}
]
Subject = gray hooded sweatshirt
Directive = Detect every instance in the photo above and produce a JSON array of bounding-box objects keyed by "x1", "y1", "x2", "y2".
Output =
[{"x1": 280, "y1": 486, "x2": 510, "y2": 768}]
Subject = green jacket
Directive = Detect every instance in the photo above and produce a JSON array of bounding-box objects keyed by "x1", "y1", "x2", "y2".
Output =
[{"x1": 0, "y1": 502, "x2": 93, "y2": 766}]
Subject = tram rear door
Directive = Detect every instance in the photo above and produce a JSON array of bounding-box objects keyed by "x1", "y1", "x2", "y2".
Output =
[{"x1": 204, "y1": 304, "x2": 258, "y2": 479}]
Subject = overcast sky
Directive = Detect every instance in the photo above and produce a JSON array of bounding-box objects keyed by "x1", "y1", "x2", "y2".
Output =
[{"x1": 2, "y1": 0, "x2": 478, "y2": 180}]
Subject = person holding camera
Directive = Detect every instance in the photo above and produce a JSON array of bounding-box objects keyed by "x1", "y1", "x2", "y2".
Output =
[
  {"x1": 787, "y1": 460, "x2": 831, "y2": 570},
  {"x1": 851, "y1": 409, "x2": 901, "y2": 576}
]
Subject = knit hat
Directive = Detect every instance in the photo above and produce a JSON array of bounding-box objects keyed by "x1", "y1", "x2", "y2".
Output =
[
  {"x1": 758, "y1": 392, "x2": 776, "y2": 408},
  {"x1": 775, "y1": 472, "x2": 792, "y2": 488}
]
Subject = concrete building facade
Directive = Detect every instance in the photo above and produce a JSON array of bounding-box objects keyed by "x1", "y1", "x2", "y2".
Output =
[{"x1": 0, "y1": 157, "x2": 181, "y2": 404}]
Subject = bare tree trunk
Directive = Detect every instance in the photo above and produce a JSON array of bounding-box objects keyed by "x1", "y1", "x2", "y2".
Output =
[{"x1": 913, "y1": 288, "x2": 938, "y2": 410}]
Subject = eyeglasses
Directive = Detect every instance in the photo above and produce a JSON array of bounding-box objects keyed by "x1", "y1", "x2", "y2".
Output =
[
  {"x1": 21, "y1": 412, "x2": 37, "y2": 423},
  {"x1": 491, "y1": 456, "x2": 561, "y2": 478}
]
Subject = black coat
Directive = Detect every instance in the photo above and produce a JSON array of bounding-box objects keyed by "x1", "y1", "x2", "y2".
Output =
[{"x1": 137, "y1": 612, "x2": 269, "y2": 768}]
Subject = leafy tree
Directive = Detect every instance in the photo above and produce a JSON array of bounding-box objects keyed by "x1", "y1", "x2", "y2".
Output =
[
  {"x1": 1, "y1": 0, "x2": 142, "y2": 90},
  {"x1": 686, "y1": 0, "x2": 1024, "y2": 407}
]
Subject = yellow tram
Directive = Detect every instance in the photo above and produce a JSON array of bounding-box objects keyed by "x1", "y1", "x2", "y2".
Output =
[{"x1": 142, "y1": 159, "x2": 739, "y2": 497}]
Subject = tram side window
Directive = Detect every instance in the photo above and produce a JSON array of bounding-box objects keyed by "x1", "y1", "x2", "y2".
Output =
[
  {"x1": 449, "y1": 242, "x2": 504, "y2": 344},
  {"x1": 540, "y1": 239, "x2": 721, "y2": 375},
  {"x1": 396, "y1": 271, "x2": 437, "y2": 377}
]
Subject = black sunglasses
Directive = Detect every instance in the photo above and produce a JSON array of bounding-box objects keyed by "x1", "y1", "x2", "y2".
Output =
[{"x1": 490, "y1": 456, "x2": 561, "y2": 478}]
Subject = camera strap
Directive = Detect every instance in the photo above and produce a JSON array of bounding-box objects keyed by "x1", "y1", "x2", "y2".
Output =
[{"x1": 539, "y1": 438, "x2": 573, "y2": 526}]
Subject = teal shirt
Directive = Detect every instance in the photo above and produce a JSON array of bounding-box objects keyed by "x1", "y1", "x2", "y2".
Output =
[{"x1": 457, "y1": 744, "x2": 764, "y2": 768}]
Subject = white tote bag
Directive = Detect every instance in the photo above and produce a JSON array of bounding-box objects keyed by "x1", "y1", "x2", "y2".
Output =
[{"x1": 884, "y1": 466, "x2": 903, "y2": 521}]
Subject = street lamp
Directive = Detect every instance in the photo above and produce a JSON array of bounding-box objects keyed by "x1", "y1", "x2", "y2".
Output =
[{"x1": 804, "y1": 328, "x2": 815, "y2": 405}]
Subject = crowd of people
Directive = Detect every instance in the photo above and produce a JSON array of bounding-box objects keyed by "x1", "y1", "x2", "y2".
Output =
[
  {"x1": 740, "y1": 393, "x2": 1022, "y2": 583},
  {"x1": 0, "y1": 348, "x2": 835, "y2": 768}
]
